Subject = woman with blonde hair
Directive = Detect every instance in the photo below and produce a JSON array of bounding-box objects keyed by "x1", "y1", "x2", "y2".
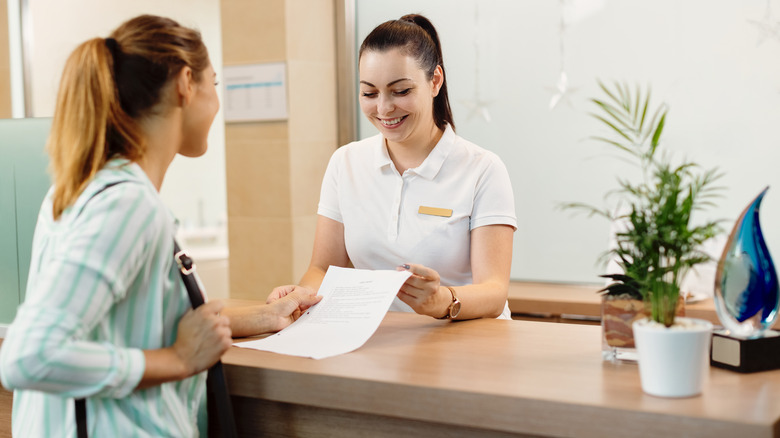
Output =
[{"x1": 0, "y1": 14, "x2": 318, "y2": 436}]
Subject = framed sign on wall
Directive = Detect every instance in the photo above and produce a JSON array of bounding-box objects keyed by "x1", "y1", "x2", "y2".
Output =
[{"x1": 223, "y1": 62, "x2": 288, "y2": 122}]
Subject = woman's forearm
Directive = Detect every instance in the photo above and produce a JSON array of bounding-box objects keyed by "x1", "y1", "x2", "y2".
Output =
[
  {"x1": 298, "y1": 265, "x2": 328, "y2": 292},
  {"x1": 0, "y1": 308, "x2": 146, "y2": 398},
  {"x1": 222, "y1": 304, "x2": 282, "y2": 338},
  {"x1": 224, "y1": 288, "x2": 324, "y2": 338},
  {"x1": 458, "y1": 224, "x2": 513, "y2": 319},
  {"x1": 225, "y1": 268, "x2": 322, "y2": 338},
  {"x1": 138, "y1": 348, "x2": 190, "y2": 389},
  {"x1": 445, "y1": 281, "x2": 508, "y2": 320}
]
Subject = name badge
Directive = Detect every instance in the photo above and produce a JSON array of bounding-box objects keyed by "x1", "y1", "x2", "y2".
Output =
[{"x1": 418, "y1": 206, "x2": 453, "y2": 217}]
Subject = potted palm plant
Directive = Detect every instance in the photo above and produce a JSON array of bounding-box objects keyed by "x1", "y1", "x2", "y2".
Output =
[{"x1": 565, "y1": 81, "x2": 723, "y2": 397}]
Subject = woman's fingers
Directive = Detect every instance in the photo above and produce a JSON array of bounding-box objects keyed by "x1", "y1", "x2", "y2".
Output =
[
  {"x1": 398, "y1": 263, "x2": 440, "y2": 296},
  {"x1": 396, "y1": 264, "x2": 448, "y2": 317},
  {"x1": 398, "y1": 263, "x2": 437, "y2": 281},
  {"x1": 267, "y1": 284, "x2": 297, "y2": 304},
  {"x1": 200, "y1": 299, "x2": 224, "y2": 317},
  {"x1": 173, "y1": 301, "x2": 233, "y2": 375}
]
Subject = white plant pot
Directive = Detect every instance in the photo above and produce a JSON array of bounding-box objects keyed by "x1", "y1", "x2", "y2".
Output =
[{"x1": 632, "y1": 317, "x2": 713, "y2": 398}]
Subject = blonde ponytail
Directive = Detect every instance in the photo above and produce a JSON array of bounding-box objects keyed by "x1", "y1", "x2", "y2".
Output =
[
  {"x1": 48, "y1": 38, "x2": 143, "y2": 220},
  {"x1": 47, "y1": 15, "x2": 208, "y2": 220}
]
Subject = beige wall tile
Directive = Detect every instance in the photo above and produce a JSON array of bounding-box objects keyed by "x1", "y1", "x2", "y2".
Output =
[
  {"x1": 228, "y1": 121, "x2": 289, "y2": 142},
  {"x1": 287, "y1": 59, "x2": 338, "y2": 144},
  {"x1": 221, "y1": 0, "x2": 286, "y2": 64},
  {"x1": 285, "y1": 0, "x2": 335, "y2": 63},
  {"x1": 225, "y1": 131, "x2": 291, "y2": 219},
  {"x1": 289, "y1": 139, "x2": 335, "y2": 217},
  {"x1": 198, "y1": 259, "x2": 230, "y2": 300},
  {"x1": 291, "y1": 214, "x2": 317, "y2": 283},
  {"x1": 228, "y1": 216, "x2": 293, "y2": 301}
]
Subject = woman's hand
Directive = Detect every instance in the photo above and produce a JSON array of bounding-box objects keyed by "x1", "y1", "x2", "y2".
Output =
[
  {"x1": 268, "y1": 286, "x2": 322, "y2": 331},
  {"x1": 397, "y1": 264, "x2": 450, "y2": 318},
  {"x1": 171, "y1": 300, "x2": 232, "y2": 377},
  {"x1": 267, "y1": 284, "x2": 297, "y2": 304}
]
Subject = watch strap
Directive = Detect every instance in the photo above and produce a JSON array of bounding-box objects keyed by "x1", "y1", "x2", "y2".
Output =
[{"x1": 437, "y1": 286, "x2": 459, "y2": 319}]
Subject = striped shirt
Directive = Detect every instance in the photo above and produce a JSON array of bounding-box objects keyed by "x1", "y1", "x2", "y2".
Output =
[{"x1": 0, "y1": 159, "x2": 206, "y2": 437}]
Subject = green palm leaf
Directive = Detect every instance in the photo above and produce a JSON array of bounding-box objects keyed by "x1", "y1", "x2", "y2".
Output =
[{"x1": 561, "y1": 80, "x2": 725, "y2": 327}]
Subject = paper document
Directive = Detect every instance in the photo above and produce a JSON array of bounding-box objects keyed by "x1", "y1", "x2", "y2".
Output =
[{"x1": 234, "y1": 266, "x2": 412, "y2": 359}]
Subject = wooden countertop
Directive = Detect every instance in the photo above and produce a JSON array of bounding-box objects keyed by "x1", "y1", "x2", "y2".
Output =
[
  {"x1": 221, "y1": 310, "x2": 780, "y2": 437},
  {"x1": 4, "y1": 304, "x2": 780, "y2": 437},
  {"x1": 506, "y1": 281, "x2": 771, "y2": 327},
  {"x1": 0, "y1": 340, "x2": 11, "y2": 438},
  {"x1": 507, "y1": 281, "x2": 603, "y2": 317}
]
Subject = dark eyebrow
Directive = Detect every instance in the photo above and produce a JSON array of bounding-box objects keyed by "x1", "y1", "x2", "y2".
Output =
[{"x1": 359, "y1": 78, "x2": 412, "y2": 88}]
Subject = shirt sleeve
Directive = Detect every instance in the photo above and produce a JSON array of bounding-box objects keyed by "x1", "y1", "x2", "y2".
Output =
[
  {"x1": 0, "y1": 182, "x2": 165, "y2": 399},
  {"x1": 471, "y1": 153, "x2": 518, "y2": 231},
  {"x1": 317, "y1": 147, "x2": 344, "y2": 223}
]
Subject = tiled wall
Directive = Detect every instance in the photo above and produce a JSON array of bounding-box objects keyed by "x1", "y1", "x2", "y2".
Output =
[
  {"x1": 221, "y1": 0, "x2": 338, "y2": 300},
  {"x1": 0, "y1": 0, "x2": 12, "y2": 118}
]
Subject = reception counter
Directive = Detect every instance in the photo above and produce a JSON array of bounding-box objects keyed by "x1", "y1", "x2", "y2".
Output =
[
  {"x1": 220, "y1": 310, "x2": 780, "y2": 438},
  {"x1": 4, "y1": 300, "x2": 780, "y2": 437}
]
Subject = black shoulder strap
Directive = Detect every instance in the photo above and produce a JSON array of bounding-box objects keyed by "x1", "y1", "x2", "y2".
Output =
[
  {"x1": 174, "y1": 241, "x2": 238, "y2": 438},
  {"x1": 73, "y1": 180, "x2": 129, "y2": 218},
  {"x1": 75, "y1": 398, "x2": 88, "y2": 438}
]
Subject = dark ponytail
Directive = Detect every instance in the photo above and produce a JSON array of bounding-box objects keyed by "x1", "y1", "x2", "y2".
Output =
[{"x1": 359, "y1": 14, "x2": 455, "y2": 132}]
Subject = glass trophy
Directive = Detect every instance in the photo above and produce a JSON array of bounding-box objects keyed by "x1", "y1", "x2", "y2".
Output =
[{"x1": 712, "y1": 187, "x2": 780, "y2": 372}]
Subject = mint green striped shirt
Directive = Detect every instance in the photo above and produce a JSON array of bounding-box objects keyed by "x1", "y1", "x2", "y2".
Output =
[{"x1": 0, "y1": 159, "x2": 206, "y2": 437}]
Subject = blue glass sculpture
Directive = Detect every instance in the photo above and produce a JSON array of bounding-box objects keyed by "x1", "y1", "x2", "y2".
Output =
[{"x1": 714, "y1": 187, "x2": 780, "y2": 338}]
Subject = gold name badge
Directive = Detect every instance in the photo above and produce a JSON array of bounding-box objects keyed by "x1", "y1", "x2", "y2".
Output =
[{"x1": 418, "y1": 206, "x2": 453, "y2": 217}]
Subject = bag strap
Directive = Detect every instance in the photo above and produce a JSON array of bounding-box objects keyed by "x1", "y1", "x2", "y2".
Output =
[
  {"x1": 174, "y1": 241, "x2": 238, "y2": 438},
  {"x1": 75, "y1": 398, "x2": 88, "y2": 438}
]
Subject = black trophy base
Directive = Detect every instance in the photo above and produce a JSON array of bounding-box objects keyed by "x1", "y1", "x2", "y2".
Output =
[{"x1": 711, "y1": 329, "x2": 780, "y2": 373}]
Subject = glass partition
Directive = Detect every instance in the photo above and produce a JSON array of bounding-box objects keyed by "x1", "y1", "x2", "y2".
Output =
[
  {"x1": 355, "y1": 0, "x2": 780, "y2": 285},
  {"x1": 0, "y1": 117, "x2": 51, "y2": 324}
]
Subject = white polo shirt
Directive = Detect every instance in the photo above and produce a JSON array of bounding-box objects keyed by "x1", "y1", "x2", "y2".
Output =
[{"x1": 318, "y1": 124, "x2": 517, "y2": 318}]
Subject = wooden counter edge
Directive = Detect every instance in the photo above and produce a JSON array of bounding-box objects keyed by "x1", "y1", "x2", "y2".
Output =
[
  {"x1": 506, "y1": 281, "x2": 759, "y2": 327},
  {"x1": 507, "y1": 281, "x2": 602, "y2": 317},
  {"x1": 0, "y1": 340, "x2": 12, "y2": 438},
  {"x1": 219, "y1": 331, "x2": 769, "y2": 437}
]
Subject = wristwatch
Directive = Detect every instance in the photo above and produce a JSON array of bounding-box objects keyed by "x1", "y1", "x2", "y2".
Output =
[{"x1": 438, "y1": 286, "x2": 461, "y2": 319}]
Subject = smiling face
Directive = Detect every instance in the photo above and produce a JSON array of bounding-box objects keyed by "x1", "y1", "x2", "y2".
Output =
[{"x1": 358, "y1": 48, "x2": 442, "y2": 148}]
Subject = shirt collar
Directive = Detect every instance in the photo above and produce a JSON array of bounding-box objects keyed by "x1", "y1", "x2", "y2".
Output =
[
  {"x1": 65, "y1": 157, "x2": 162, "y2": 220},
  {"x1": 373, "y1": 134, "x2": 394, "y2": 170},
  {"x1": 109, "y1": 158, "x2": 178, "y2": 225},
  {"x1": 372, "y1": 124, "x2": 455, "y2": 180},
  {"x1": 104, "y1": 157, "x2": 158, "y2": 191}
]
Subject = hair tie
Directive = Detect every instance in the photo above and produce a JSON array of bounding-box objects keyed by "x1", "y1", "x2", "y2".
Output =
[{"x1": 105, "y1": 37, "x2": 119, "y2": 59}]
